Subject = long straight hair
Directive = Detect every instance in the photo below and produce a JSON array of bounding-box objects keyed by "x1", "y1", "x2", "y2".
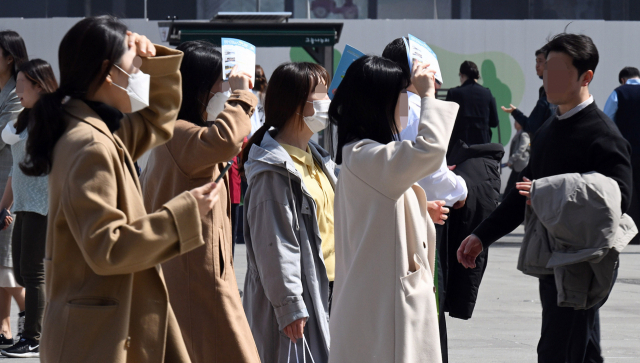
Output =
[
  {"x1": 15, "y1": 59, "x2": 59, "y2": 134},
  {"x1": 241, "y1": 62, "x2": 330, "y2": 165},
  {"x1": 20, "y1": 16, "x2": 127, "y2": 176},
  {"x1": 328, "y1": 55, "x2": 408, "y2": 164},
  {"x1": 176, "y1": 40, "x2": 222, "y2": 127},
  {"x1": 0, "y1": 30, "x2": 28, "y2": 78}
]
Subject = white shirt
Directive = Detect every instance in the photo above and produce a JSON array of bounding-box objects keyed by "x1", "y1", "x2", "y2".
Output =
[
  {"x1": 557, "y1": 95, "x2": 594, "y2": 120},
  {"x1": 400, "y1": 91, "x2": 468, "y2": 206}
]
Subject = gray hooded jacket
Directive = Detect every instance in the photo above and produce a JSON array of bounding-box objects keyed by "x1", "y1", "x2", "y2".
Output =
[
  {"x1": 243, "y1": 131, "x2": 335, "y2": 363},
  {"x1": 519, "y1": 172, "x2": 637, "y2": 309}
]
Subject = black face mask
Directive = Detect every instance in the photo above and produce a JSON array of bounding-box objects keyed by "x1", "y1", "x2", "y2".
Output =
[{"x1": 539, "y1": 75, "x2": 543, "y2": 80}]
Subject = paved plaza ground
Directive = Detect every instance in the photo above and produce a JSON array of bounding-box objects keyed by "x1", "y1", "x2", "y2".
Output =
[{"x1": 5, "y1": 226, "x2": 638, "y2": 362}]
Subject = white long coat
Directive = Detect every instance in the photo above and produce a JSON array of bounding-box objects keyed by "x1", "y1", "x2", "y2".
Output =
[{"x1": 329, "y1": 97, "x2": 459, "y2": 363}]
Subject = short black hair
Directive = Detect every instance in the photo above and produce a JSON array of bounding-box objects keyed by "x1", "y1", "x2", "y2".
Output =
[
  {"x1": 544, "y1": 33, "x2": 599, "y2": 79},
  {"x1": 535, "y1": 47, "x2": 546, "y2": 56},
  {"x1": 328, "y1": 55, "x2": 408, "y2": 164},
  {"x1": 618, "y1": 67, "x2": 640, "y2": 85},
  {"x1": 382, "y1": 38, "x2": 411, "y2": 86},
  {"x1": 176, "y1": 40, "x2": 222, "y2": 127},
  {"x1": 459, "y1": 60, "x2": 480, "y2": 80}
]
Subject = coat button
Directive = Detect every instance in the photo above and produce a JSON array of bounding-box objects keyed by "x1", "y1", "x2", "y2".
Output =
[
  {"x1": 423, "y1": 242, "x2": 427, "y2": 249},
  {"x1": 126, "y1": 336, "x2": 131, "y2": 348}
]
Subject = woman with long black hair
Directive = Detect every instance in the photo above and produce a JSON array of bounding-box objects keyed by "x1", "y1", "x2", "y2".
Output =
[
  {"x1": 0, "y1": 59, "x2": 57, "y2": 358},
  {"x1": 0, "y1": 29, "x2": 28, "y2": 353},
  {"x1": 141, "y1": 40, "x2": 260, "y2": 363},
  {"x1": 20, "y1": 16, "x2": 220, "y2": 362},
  {"x1": 327, "y1": 57, "x2": 458, "y2": 363}
]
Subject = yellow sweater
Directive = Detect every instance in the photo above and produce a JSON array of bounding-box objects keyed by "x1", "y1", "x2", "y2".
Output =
[{"x1": 280, "y1": 143, "x2": 335, "y2": 281}]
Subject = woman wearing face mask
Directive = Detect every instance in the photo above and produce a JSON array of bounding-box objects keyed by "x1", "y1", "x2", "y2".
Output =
[
  {"x1": 241, "y1": 62, "x2": 334, "y2": 363},
  {"x1": 0, "y1": 59, "x2": 56, "y2": 358},
  {"x1": 21, "y1": 16, "x2": 221, "y2": 363},
  {"x1": 0, "y1": 29, "x2": 28, "y2": 353},
  {"x1": 327, "y1": 57, "x2": 458, "y2": 363},
  {"x1": 140, "y1": 40, "x2": 260, "y2": 363}
]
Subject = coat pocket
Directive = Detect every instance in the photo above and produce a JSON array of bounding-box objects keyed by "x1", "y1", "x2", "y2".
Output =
[
  {"x1": 217, "y1": 227, "x2": 227, "y2": 280},
  {"x1": 400, "y1": 254, "x2": 431, "y2": 297},
  {"x1": 61, "y1": 298, "x2": 124, "y2": 361}
]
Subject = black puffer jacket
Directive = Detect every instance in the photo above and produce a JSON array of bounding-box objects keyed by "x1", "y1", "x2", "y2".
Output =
[{"x1": 444, "y1": 140, "x2": 504, "y2": 320}]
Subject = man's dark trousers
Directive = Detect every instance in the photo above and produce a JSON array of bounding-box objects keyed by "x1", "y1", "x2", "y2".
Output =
[{"x1": 537, "y1": 262, "x2": 618, "y2": 363}]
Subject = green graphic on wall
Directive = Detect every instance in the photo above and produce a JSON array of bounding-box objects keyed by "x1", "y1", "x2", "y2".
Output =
[{"x1": 289, "y1": 45, "x2": 525, "y2": 147}]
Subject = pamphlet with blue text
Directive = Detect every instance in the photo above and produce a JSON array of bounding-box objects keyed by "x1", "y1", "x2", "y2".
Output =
[
  {"x1": 329, "y1": 44, "x2": 365, "y2": 100},
  {"x1": 407, "y1": 34, "x2": 443, "y2": 85},
  {"x1": 221, "y1": 38, "x2": 256, "y2": 86}
]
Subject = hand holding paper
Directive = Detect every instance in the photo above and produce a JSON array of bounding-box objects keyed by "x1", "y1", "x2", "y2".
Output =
[
  {"x1": 228, "y1": 65, "x2": 253, "y2": 91},
  {"x1": 411, "y1": 62, "x2": 437, "y2": 98}
]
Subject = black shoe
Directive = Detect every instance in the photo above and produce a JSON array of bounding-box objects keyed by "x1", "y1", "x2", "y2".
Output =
[
  {"x1": 0, "y1": 334, "x2": 14, "y2": 349},
  {"x1": 0, "y1": 338, "x2": 39, "y2": 358}
]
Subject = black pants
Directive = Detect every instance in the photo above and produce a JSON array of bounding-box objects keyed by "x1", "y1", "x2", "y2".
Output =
[
  {"x1": 231, "y1": 204, "x2": 239, "y2": 258},
  {"x1": 435, "y1": 223, "x2": 449, "y2": 363},
  {"x1": 11, "y1": 212, "x2": 47, "y2": 341},
  {"x1": 537, "y1": 263, "x2": 618, "y2": 363}
]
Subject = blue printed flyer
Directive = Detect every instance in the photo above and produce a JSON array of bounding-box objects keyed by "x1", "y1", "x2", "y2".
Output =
[
  {"x1": 329, "y1": 44, "x2": 365, "y2": 99},
  {"x1": 407, "y1": 34, "x2": 443, "y2": 85},
  {"x1": 221, "y1": 38, "x2": 256, "y2": 86}
]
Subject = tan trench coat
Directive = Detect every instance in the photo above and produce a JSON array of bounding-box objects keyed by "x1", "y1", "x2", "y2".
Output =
[
  {"x1": 140, "y1": 90, "x2": 260, "y2": 363},
  {"x1": 329, "y1": 97, "x2": 459, "y2": 363},
  {"x1": 41, "y1": 46, "x2": 204, "y2": 363}
]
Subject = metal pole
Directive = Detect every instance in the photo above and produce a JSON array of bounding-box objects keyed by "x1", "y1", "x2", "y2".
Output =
[
  {"x1": 144, "y1": 0, "x2": 148, "y2": 19},
  {"x1": 433, "y1": 0, "x2": 438, "y2": 19},
  {"x1": 256, "y1": 0, "x2": 261, "y2": 12},
  {"x1": 307, "y1": 0, "x2": 311, "y2": 18}
]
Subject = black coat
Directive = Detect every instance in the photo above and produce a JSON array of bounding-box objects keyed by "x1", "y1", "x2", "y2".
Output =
[
  {"x1": 446, "y1": 80, "x2": 500, "y2": 155},
  {"x1": 444, "y1": 140, "x2": 504, "y2": 320}
]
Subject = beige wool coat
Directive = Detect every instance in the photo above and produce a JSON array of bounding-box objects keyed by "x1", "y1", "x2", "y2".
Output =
[
  {"x1": 41, "y1": 46, "x2": 204, "y2": 363},
  {"x1": 140, "y1": 90, "x2": 260, "y2": 363},
  {"x1": 329, "y1": 97, "x2": 459, "y2": 363}
]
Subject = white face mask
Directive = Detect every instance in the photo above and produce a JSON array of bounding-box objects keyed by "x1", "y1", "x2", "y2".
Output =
[
  {"x1": 112, "y1": 64, "x2": 150, "y2": 113},
  {"x1": 206, "y1": 90, "x2": 231, "y2": 121},
  {"x1": 302, "y1": 99, "x2": 331, "y2": 133}
]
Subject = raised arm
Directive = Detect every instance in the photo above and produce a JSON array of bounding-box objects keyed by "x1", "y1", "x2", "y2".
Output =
[
  {"x1": 116, "y1": 44, "x2": 184, "y2": 161},
  {"x1": 346, "y1": 96, "x2": 458, "y2": 200},
  {"x1": 62, "y1": 142, "x2": 205, "y2": 276},
  {"x1": 166, "y1": 89, "x2": 255, "y2": 178}
]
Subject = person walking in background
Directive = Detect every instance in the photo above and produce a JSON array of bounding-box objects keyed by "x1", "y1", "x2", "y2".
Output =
[
  {"x1": 382, "y1": 37, "x2": 466, "y2": 363},
  {"x1": 459, "y1": 33, "x2": 632, "y2": 363},
  {"x1": 446, "y1": 61, "x2": 499, "y2": 155},
  {"x1": 250, "y1": 65, "x2": 267, "y2": 137},
  {"x1": 603, "y1": 66, "x2": 640, "y2": 245},
  {"x1": 21, "y1": 16, "x2": 221, "y2": 362},
  {"x1": 141, "y1": 40, "x2": 260, "y2": 363},
  {"x1": 242, "y1": 62, "x2": 334, "y2": 363},
  {"x1": 328, "y1": 57, "x2": 457, "y2": 363},
  {"x1": 0, "y1": 59, "x2": 56, "y2": 358},
  {"x1": 502, "y1": 120, "x2": 530, "y2": 198},
  {"x1": 501, "y1": 48, "x2": 557, "y2": 136},
  {"x1": 0, "y1": 29, "x2": 27, "y2": 353}
]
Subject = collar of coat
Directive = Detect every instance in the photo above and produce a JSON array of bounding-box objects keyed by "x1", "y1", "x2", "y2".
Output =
[
  {"x1": 63, "y1": 98, "x2": 120, "y2": 142},
  {"x1": 245, "y1": 130, "x2": 336, "y2": 190},
  {"x1": 0, "y1": 76, "x2": 16, "y2": 105}
]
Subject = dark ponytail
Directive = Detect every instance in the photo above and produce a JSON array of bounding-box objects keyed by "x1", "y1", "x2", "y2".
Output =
[
  {"x1": 20, "y1": 16, "x2": 127, "y2": 176},
  {"x1": 241, "y1": 62, "x2": 330, "y2": 167}
]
